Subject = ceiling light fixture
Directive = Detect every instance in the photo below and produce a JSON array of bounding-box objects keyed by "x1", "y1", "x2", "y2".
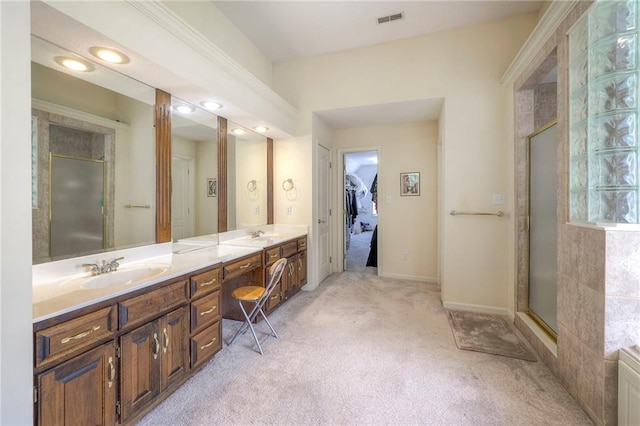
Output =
[
  {"x1": 54, "y1": 56, "x2": 94, "y2": 72},
  {"x1": 232, "y1": 128, "x2": 246, "y2": 135},
  {"x1": 200, "y1": 100, "x2": 223, "y2": 110},
  {"x1": 89, "y1": 47, "x2": 130, "y2": 64},
  {"x1": 253, "y1": 126, "x2": 269, "y2": 133},
  {"x1": 174, "y1": 105, "x2": 195, "y2": 114}
]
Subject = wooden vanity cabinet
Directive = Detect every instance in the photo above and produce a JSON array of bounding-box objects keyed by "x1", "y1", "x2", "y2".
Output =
[
  {"x1": 221, "y1": 253, "x2": 263, "y2": 321},
  {"x1": 36, "y1": 341, "x2": 117, "y2": 426},
  {"x1": 264, "y1": 236, "x2": 307, "y2": 313},
  {"x1": 119, "y1": 306, "x2": 188, "y2": 423},
  {"x1": 189, "y1": 267, "x2": 222, "y2": 369}
]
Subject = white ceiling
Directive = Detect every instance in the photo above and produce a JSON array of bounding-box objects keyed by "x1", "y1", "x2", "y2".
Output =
[{"x1": 213, "y1": 1, "x2": 545, "y2": 62}]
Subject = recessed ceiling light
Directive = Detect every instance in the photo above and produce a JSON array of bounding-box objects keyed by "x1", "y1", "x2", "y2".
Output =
[
  {"x1": 89, "y1": 47, "x2": 130, "y2": 64},
  {"x1": 232, "y1": 129, "x2": 246, "y2": 135},
  {"x1": 174, "y1": 105, "x2": 195, "y2": 114},
  {"x1": 200, "y1": 100, "x2": 223, "y2": 110},
  {"x1": 253, "y1": 126, "x2": 269, "y2": 133},
  {"x1": 54, "y1": 56, "x2": 94, "y2": 72}
]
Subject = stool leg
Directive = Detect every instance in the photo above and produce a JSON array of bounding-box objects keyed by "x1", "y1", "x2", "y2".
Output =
[
  {"x1": 238, "y1": 300, "x2": 263, "y2": 355},
  {"x1": 258, "y1": 308, "x2": 278, "y2": 339}
]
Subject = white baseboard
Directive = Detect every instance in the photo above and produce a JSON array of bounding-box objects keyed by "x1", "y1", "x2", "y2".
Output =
[
  {"x1": 442, "y1": 301, "x2": 510, "y2": 317},
  {"x1": 379, "y1": 272, "x2": 437, "y2": 283}
]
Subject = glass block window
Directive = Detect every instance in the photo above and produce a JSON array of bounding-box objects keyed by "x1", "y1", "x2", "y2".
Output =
[{"x1": 569, "y1": 0, "x2": 640, "y2": 223}]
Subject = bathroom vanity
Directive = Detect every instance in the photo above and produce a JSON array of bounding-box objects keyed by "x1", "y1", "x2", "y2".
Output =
[{"x1": 32, "y1": 227, "x2": 307, "y2": 425}]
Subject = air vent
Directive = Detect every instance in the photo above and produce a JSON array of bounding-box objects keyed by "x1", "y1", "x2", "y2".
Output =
[{"x1": 377, "y1": 12, "x2": 404, "y2": 24}]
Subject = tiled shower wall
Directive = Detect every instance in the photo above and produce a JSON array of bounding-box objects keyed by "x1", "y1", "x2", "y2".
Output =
[{"x1": 513, "y1": 1, "x2": 640, "y2": 424}]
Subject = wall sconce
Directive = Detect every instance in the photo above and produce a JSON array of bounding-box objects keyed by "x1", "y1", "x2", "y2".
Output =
[{"x1": 282, "y1": 178, "x2": 298, "y2": 201}]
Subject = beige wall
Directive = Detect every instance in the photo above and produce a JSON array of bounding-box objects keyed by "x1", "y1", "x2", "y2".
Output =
[
  {"x1": 272, "y1": 14, "x2": 538, "y2": 311},
  {"x1": 333, "y1": 122, "x2": 438, "y2": 281},
  {"x1": 162, "y1": 1, "x2": 273, "y2": 88}
]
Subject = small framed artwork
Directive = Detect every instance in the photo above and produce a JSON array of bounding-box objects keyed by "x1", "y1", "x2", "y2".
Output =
[
  {"x1": 207, "y1": 178, "x2": 217, "y2": 197},
  {"x1": 400, "y1": 172, "x2": 420, "y2": 196}
]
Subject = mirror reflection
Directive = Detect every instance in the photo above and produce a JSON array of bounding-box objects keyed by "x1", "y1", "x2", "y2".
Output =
[
  {"x1": 31, "y1": 37, "x2": 156, "y2": 264},
  {"x1": 226, "y1": 122, "x2": 268, "y2": 230},
  {"x1": 170, "y1": 98, "x2": 219, "y2": 242}
]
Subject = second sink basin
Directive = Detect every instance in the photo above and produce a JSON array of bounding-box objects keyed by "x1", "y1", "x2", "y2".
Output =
[{"x1": 63, "y1": 264, "x2": 171, "y2": 290}]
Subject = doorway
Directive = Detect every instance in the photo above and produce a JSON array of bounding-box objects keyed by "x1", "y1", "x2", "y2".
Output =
[
  {"x1": 172, "y1": 156, "x2": 195, "y2": 240},
  {"x1": 343, "y1": 151, "x2": 378, "y2": 272}
]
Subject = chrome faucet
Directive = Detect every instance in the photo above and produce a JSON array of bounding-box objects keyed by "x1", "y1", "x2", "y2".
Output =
[
  {"x1": 82, "y1": 257, "x2": 124, "y2": 275},
  {"x1": 249, "y1": 229, "x2": 265, "y2": 238}
]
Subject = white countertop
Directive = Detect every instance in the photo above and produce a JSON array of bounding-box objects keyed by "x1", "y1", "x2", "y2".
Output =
[{"x1": 32, "y1": 225, "x2": 308, "y2": 323}]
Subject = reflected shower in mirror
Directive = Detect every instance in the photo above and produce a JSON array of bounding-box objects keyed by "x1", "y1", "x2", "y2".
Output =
[
  {"x1": 31, "y1": 36, "x2": 156, "y2": 264},
  {"x1": 227, "y1": 122, "x2": 268, "y2": 230},
  {"x1": 171, "y1": 97, "x2": 219, "y2": 244}
]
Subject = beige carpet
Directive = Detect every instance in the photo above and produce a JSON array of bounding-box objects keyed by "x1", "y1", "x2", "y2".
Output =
[
  {"x1": 447, "y1": 310, "x2": 538, "y2": 362},
  {"x1": 136, "y1": 272, "x2": 592, "y2": 426}
]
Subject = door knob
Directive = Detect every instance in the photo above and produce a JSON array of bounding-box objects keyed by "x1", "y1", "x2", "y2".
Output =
[{"x1": 318, "y1": 219, "x2": 325, "y2": 224}]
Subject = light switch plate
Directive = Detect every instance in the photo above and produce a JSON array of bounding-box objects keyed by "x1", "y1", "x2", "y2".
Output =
[{"x1": 492, "y1": 194, "x2": 506, "y2": 205}]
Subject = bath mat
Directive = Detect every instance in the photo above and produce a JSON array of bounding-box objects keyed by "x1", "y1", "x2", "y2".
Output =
[{"x1": 447, "y1": 310, "x2": 537, "y2": 362}]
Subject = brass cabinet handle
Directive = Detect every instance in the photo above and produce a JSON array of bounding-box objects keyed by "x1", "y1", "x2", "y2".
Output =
[
  {"x1": 299, "y1": 259, "x2": 303, "y2": 269},
  {"x1": 239, "y1": 262, "x2": 252, "y2": 269},
  {"x1": 200, "y1": 337, "x2": 217, "y2": 350},
  {"x1": 61, "y1": 325, "x2": 100, "y2": 344},
  {"x1": 108, "y1": 356, "x2": 115, "y2": 389},
  {"x1": 270, "y1": 295, "x2": 279, "y2": 300},
  {"x1": 153, "y1": 333, "x2": 160, "y2": 360},
  {"x1": 200, "y1": 277, "x2": 217, "y2": 287},
  {"x1": 163, "y1": 328, "x2": 169, "y2": 354},
  {"x1": 200, "y1": 306, "x2": 217, "y2": 316},
  {"x1": 269, "y1": 253, "x2": 278, "y2": 259}
]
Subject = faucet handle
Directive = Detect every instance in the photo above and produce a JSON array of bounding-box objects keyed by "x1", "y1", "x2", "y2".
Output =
[
  {"x1": 109, "y1": 256, "x2": 124, "y2": 270},
  {"x1": 82, "y1": 263, "x2": 100, "y2": 275}
]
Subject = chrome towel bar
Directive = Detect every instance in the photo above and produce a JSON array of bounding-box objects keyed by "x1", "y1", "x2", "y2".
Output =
[
  {"x1": 450, "y1": 210, "x2": 504, "y2": 217},
  {"x1": 125, "y1": 204, "x2": 151, "y2": 209}
]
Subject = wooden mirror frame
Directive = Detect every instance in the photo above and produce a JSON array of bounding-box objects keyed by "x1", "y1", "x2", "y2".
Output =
[{"x1": 155, "y1": 89, "x2": 172, "y2": 243}]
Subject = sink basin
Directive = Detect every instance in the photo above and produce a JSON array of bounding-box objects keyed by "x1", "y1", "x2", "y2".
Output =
[{"x1": 63, "y1": 264, "x2": 171, "y2": 290}]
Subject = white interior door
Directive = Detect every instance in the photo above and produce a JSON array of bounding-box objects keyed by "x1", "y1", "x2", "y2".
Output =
[
  {"x1": 528, "y1": 122, "x2": 558, "y2": 334},
  {"x1": 172, "y1": 157, "x2": 192, "y2": 240},
  {"x1": 317, "y1": 144, "x2": 331, "y2": 283}
]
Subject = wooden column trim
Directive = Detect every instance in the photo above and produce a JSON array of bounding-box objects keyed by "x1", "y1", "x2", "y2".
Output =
[
  {"x1": 155, "y1": 89, "x2": 172, "y2": 243},
  {"x1": 267, "y1": 138, "x2": 274, "y2": 224},
  {"x1": 217, "y1": 117, "x2": 228, "y2": 232}
]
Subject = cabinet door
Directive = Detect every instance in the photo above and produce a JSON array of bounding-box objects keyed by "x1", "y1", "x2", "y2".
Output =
[
  {"x1": 297, "y1": 251, "x2": 307, "y2": 286},
  {"x1": 120, "y1": 321, "x2": 159, "y2": 422},
  {"x1": 283, "y1": 257, "x2": 297, "y2": 295},
  {"x1": 37, "y1": 341, "x2": 116, "y2": 426},
  {"x1": 160, "y1": 306, "x2": 189, "y2": 391}
]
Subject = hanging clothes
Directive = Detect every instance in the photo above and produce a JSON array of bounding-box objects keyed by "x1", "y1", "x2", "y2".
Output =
[{"x1": 370, "y1": 174, "x2": 378, "y2": 208}]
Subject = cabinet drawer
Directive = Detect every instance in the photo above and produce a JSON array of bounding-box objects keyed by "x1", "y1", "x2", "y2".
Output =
[
  {"x1": 191, "y1": 321, "x2": 221, "y2": 369},
  {"x1": 265, "y1": 282, "x2": 282, "y2": 312},
  {"x1": 297, "y1": 237, "x2": 307, "y2": 251},
  {"x1": 35, "y1": 306, "x2": 116, "y2": 369},
  {"x1": 190, "y1": 290, "x2": 220, "y2": 334},
  {"x1": 223, "y1": 253, "x2": 262, "y2": 280},
  {"x1": 281, "y1": 241, "x2": 298, "y2": 258},
  {"x1": 190, "y1": 268, "x2": 220, "y2": 299},
  {"x1": 119, "y1": 280, "x2": 188, "y2": 331},
  {"x1": 265, "y1": 247, "x2": 281, "y2": 266}
]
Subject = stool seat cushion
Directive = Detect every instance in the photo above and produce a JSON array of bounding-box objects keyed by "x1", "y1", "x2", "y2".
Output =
[{"x1": 232, "y1": 286, "x2": 265, "y2": 301}]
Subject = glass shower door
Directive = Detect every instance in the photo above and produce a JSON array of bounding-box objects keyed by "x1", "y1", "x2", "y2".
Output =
[
  {"x1": 528, "y1": 122, "x2": 558, "y2": 335},
  {"x1": 50, "y1": 155, "x2": 105, "y2": 258}
]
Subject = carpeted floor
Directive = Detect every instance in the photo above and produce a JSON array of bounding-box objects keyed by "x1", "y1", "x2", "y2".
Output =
[
  {"x1": 345, "y1": 230, "x2": 374, "y2": 272},
  {"x1": 136, "y1": 272, "x2": 592, "y2": 426}
]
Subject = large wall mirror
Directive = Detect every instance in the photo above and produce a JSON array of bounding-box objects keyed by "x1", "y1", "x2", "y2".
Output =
[
  {"x1": 226, "y1": 122, "x2": 268, "y2": 231},
  {"x1": 171, "y1": 97, "x2": 218, "y2": 242},
  {"x1": 31, "y1": 36, "x2": 156, "y2": 264}
]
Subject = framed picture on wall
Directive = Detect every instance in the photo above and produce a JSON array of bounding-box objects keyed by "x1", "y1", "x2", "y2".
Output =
[
  {"x1": 207, "y1": 177, "x2": 217, "y2": 197},
  {"x1": 400, "y1": 172, "x2": 420, "y2": 196}
]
